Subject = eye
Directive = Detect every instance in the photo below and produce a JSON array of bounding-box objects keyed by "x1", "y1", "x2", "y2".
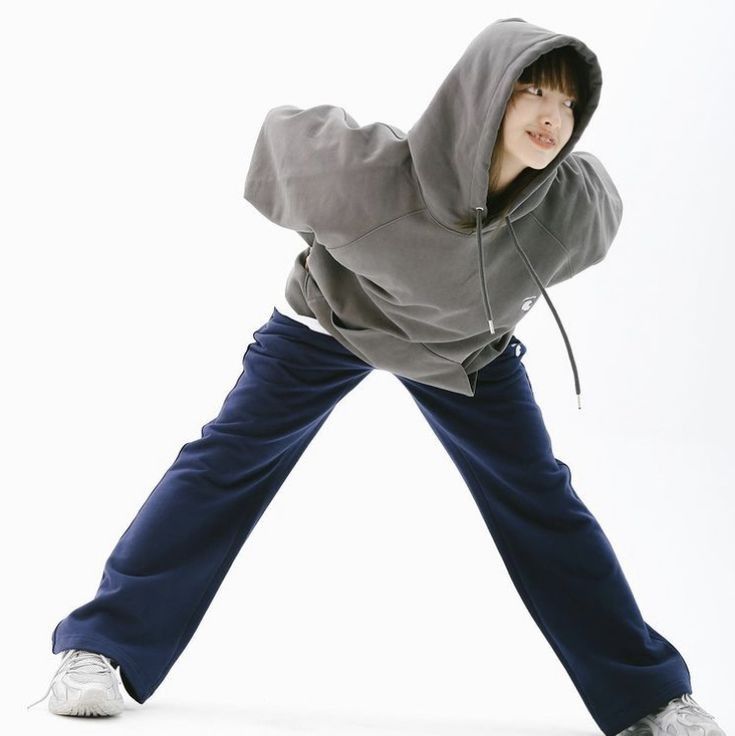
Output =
[{"x1": 526, "y1": 85, "x2": 576, "y2": 110}]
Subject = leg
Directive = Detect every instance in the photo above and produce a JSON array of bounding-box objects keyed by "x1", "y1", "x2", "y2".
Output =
[
  {"x1": 52, "y1": 307, "x2": 373, "y2": 705},
  {"x1": 394, "y1": 337, "x2": 692, "y2": 736}
]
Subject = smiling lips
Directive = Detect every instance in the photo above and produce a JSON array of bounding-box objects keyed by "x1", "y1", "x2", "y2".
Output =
[{"x1": 527, "y1": 130, "x2": 556, "y2": 148}]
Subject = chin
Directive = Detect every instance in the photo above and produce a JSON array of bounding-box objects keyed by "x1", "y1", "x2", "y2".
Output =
[{"x1": 523, "y1": 159, "x2": 549, "y2": 170}]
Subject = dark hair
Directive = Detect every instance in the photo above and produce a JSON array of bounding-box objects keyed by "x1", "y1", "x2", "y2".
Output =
[{"x1": 462, "y1": 45, "x2": 589, "y2": 230}]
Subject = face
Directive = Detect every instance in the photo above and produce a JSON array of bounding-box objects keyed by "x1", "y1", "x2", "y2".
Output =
[{"x1": 492, "y1": 80, "x2": 577, "y2": 191}]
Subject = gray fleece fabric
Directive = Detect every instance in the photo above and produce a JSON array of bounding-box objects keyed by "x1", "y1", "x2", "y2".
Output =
[{"x1": 243, "y1": 17, "x2": 623, "y2": 403}]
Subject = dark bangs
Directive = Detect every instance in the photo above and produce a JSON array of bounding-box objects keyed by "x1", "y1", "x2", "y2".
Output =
[{"x1": 517, "y1": 45, "x2": 590, "y2": 115}]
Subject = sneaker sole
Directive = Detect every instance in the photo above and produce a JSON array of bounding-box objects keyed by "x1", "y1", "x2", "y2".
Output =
[{"x1": 49, "y1": 688, "x2": 124, "y2": 717}]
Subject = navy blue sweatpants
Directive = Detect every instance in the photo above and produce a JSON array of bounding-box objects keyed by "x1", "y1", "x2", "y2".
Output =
[{"x1": 51, "y1": 307, "x2": 691, "y2": 735}]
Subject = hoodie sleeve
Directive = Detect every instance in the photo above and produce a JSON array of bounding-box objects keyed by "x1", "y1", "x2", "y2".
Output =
[
  {"x1": 537, "y1": 151, "x2": 624, "y2": 285},
  {"x1": 243, "y1": 104, "x2": 369, "y2": 249}
]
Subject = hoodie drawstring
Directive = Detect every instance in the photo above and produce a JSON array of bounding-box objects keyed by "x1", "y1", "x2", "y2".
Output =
[
  {"x1": 474, "y1": 208, "x2": 582, "y2": 410},
  {"x1": 475, "y1": 207, "x2": 497, "y2": 336}
]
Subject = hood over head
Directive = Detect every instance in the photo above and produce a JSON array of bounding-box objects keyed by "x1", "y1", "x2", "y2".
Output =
[{"x1": 407, "y1": 17, "x2": 602, "y2": 231}]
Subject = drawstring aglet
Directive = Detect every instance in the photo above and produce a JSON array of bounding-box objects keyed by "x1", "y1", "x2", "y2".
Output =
[
  {"x1": 577, "y1": 392, "x2": 582, "y2": 410},
  {"x1": 488, "y1": 318, "x2": 496, "y2": 335}
]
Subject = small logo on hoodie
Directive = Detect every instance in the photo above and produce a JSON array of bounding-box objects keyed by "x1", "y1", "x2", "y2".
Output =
[{"x1": 521, "y1": 295, "x2": 537, "y2": 312}]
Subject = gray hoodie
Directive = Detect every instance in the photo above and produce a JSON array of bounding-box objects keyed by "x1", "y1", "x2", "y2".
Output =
[{"x1": 243, "y1": 17, "x2": 623, "y2": 407}]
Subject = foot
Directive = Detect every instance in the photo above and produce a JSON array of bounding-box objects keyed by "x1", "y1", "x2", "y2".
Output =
[
  {"x1": 27, "y1": 649, "x2": 124, "y2": 716},
  {"x1": 617, "y1": 693, "x2": 726, "y2": 735}
]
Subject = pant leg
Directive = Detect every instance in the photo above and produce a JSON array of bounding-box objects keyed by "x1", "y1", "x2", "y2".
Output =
[
  {"x1": 394, "y1": 337, "x2": 692, "y2": 736},
  {"x1": 51, "y1": 307, "x2": 373, "y2": 704}
]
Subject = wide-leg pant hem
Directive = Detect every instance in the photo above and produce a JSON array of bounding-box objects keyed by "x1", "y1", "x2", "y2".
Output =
[
  {"x1": 52, "y1": 631, "x2": 150, "y2": 705},
  {"x1": 598, "y1": 676, "x2": 692, "y2": 735},
  {"x1": 51, "y1": 626, "x2": 691, "y2": 732}
]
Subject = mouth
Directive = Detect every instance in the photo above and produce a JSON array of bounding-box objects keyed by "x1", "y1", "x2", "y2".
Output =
[{"x1": 527, "y1": 130, "x2": 556, "y2": 149}]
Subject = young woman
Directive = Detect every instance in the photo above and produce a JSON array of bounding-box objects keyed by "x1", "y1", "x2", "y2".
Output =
[{"x1": 28, "y1": 18, "x2": 726, "y2": 736}]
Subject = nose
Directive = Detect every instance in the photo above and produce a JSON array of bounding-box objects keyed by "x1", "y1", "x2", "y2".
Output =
[{"x1": 538, "y1": 101, "x2": 562, "y2": 128}]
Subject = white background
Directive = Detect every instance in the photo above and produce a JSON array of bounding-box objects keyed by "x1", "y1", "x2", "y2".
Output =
[{"x1": 6, "y1": 1, "x2": 733, "y2": 734}]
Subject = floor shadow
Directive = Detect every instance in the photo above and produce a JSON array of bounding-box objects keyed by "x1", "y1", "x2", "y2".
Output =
[{"x1": 138, "y1": 700, "x2": 598, "y2": 736}]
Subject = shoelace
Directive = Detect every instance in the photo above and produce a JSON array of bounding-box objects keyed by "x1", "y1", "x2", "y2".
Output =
[
  {"x1": 26, "y1": 649, "x2": 114, "y2": 710},
  {"x1": 654, "y1": 693, "x2": 716, "y2": 723}
]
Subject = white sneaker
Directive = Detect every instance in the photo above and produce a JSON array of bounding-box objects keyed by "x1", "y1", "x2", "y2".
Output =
[
  {"x1": 617, "y1": 693, "x2": 726, "y2": 735},
  {"x1": 27, "y1": 649, "x2": 125, "y2": 716}
]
